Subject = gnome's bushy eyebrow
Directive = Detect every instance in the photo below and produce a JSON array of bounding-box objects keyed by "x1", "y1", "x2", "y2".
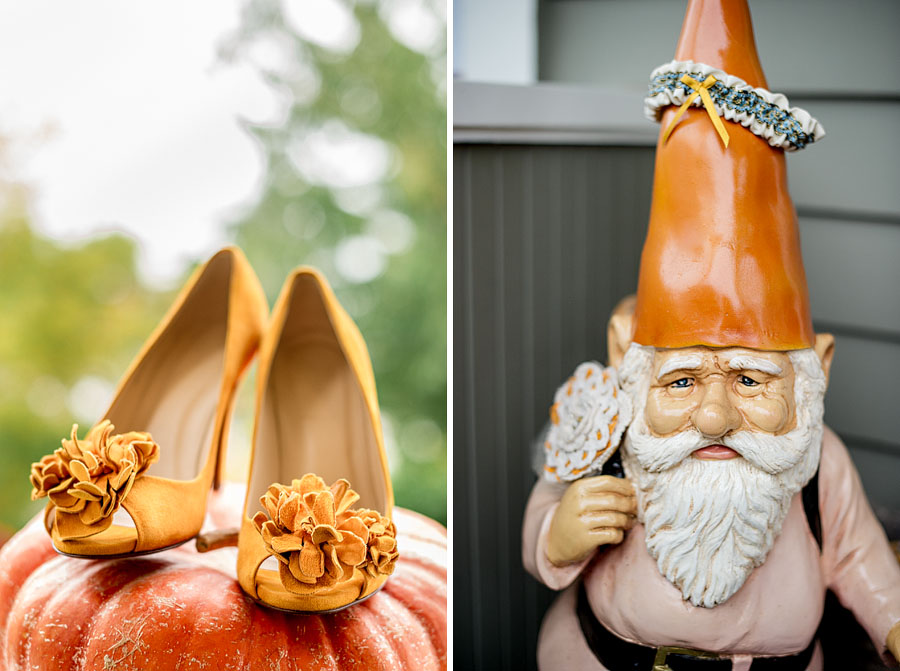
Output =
[
  {"x1": 657, "y1": 355, "x2": 704, "y2": 379},
  {"x1": 727, "y1": 355, "x2": 783, "y2": 376}
]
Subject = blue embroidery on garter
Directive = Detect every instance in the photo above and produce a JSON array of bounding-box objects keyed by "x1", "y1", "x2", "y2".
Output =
[{"x1": 649, "y1": 71, "x2": 816, "y2": 150}]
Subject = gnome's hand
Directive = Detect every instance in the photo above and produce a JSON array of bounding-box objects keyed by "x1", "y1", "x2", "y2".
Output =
[
  {"x1": 888, "y1": 621, "x2": 900, "y2": 663},
  {"x1": 546, "y1": 475, "x2": 636, "y2": 566}
]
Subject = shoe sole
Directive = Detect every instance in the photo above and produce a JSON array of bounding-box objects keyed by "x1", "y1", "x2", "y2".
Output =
[
  {"x1": 247, "y1": 581, "x2": 386, "y2": 615},
  {"x1": 52, "y1": 536, "x2": 193, "y2": 560}
]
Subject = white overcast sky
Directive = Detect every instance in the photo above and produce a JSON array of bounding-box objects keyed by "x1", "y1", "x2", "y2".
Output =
[
  {"x1": 0, "y1": 0, "x2": 445, "y2": 287},
  {"x1": 0, "y1": 0, "x2": 281, "y2": 285}
]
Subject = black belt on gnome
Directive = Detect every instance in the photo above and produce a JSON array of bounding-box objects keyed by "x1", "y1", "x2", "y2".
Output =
[{"x1": 576, "y1": 452, "x2": 822, "y2": 671}]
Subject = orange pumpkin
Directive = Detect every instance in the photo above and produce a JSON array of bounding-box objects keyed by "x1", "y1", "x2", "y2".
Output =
[{"x1": 0, "y1": 484, "x2": 446, "y2": 671}]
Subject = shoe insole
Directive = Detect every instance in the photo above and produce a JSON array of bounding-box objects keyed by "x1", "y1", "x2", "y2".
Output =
[
  {"x1": 247, "y1": 290, "x2": 387, "y2": 517},
  {"x1": 105, "y1": 257, "x2": 229, "y2": 482}
]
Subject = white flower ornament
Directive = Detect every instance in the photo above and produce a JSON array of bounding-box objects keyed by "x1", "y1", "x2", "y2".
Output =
[{"x1": 543, "y1": 362, "x2": 632, "y2": 482}]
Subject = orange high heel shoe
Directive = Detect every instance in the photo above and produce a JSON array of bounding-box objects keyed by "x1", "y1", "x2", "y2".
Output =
[
  {"x1": 235, "y1": 267, "x2": 397, "y2": 613},
  {"x1": 29, "y1": 247, "x2": 268, "y2": 557}
]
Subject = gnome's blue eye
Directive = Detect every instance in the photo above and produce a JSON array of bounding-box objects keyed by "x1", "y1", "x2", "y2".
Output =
[
  {"x1": 670, "y1": 378, "x2": 693, "y2": 389},
  {"x1": 739, "y1": 375, "x2": 759, "y2": 387}
]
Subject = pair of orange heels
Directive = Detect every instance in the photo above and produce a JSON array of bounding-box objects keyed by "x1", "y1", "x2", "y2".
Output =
[{"x1": 28, "y1": 247, "x2": 396, "y2": 613}]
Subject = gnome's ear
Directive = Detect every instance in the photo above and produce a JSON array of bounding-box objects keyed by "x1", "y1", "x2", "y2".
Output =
[
  {"x1": 607, "y1": 295, "x2": 637, "y2": 368},
  {"x1": 814, "y1": 333, "x2": 835, "y2": 387}
]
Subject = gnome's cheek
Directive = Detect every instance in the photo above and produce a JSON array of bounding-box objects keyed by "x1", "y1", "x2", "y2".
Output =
[
  {"x1": 645, "y1": 390, "x2": 695, "y2": 436},
  {"x1": 736, "y1": 394, "x2": 792, "y2": 435}
]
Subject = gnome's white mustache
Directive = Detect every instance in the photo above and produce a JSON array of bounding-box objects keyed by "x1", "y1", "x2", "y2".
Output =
[{"x1": 627, "y1": 420, "x2": 809, "y2": 475}]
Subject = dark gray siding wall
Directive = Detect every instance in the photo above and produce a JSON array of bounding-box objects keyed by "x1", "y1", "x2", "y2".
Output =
[
  {"x1": 454, "y1": 144, "x2": 654, "y2": 669},
  {"x1": 538, "y1": 0, "x2": 900, "y2": 98}
]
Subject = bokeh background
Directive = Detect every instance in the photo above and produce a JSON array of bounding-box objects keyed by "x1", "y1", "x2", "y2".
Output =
[{"x1": 0, "y1": 0, "x2": 446, "y2": 538}]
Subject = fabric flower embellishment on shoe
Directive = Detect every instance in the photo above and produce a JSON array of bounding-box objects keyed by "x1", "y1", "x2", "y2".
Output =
[
  {"x1": 252, "y1": 474, "x2": 399, "y2": 596},
  {"x1": 355, "y1": 508, "x2": 399, "y2": 579},
  {"x1": 543, "y1": 362, "x2": 632, "y2": 482},
  {"x1": 30, "y1": 420, "x2": 160, "y2": 539}
]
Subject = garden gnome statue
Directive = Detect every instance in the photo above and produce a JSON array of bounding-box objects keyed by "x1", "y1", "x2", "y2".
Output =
[{"x1": 522, "y1": 1, "x2": 900, "y2": 669}]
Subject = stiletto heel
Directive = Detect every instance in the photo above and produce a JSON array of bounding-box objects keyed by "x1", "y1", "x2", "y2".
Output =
[{"x1": 29, "y1": 247, "x2": 268, "y2": 557}]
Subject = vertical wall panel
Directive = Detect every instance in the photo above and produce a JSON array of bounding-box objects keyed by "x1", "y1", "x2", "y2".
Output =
[{"x1": 453, "y1": 144, "x2": 653, "y2": 670}]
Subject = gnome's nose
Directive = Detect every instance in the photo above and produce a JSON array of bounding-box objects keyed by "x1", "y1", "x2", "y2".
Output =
[{"x1": 691, "y1": 381, "x2": 741, "y2": 439}]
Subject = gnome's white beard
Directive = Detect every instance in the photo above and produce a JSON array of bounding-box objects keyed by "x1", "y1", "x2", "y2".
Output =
[{"x1": 618, "y1": 345, "x2": 827, "y2": 608}]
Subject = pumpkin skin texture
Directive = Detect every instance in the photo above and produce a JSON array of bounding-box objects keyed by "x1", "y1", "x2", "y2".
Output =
[{"x1": 0, "y1": 484, "x2": 446, "y2": 671}]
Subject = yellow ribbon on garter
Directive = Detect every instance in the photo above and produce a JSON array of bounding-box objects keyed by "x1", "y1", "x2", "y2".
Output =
[{"x1": 662, "y1": 74, "x2": 730, "y2": 149}]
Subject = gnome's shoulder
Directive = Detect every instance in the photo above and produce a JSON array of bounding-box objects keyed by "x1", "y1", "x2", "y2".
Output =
[
  {"x1": 818, "y1": 425, "x2": 865, "y2": 509},
  {"x1": 820, "y1": 426, "x2": 853, "y2": 471}
]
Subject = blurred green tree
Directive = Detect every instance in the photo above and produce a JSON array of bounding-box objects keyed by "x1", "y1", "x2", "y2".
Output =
[
  {"x1": 0, "y1": 184, "x2": 172, "y2": 531},
  {"x1": 223, "y1": 0, "x2": 447, "y2": 522}
]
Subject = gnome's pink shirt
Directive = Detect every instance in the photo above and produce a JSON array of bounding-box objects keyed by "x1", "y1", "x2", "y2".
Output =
[{"x1": 523, "y1": 427, "x2": 900, "y2": 671}]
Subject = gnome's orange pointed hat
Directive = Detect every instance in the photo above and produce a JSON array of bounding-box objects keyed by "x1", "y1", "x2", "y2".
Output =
[{"x1": 632, "y1": 0, "x2": 824, "y2": 351}]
